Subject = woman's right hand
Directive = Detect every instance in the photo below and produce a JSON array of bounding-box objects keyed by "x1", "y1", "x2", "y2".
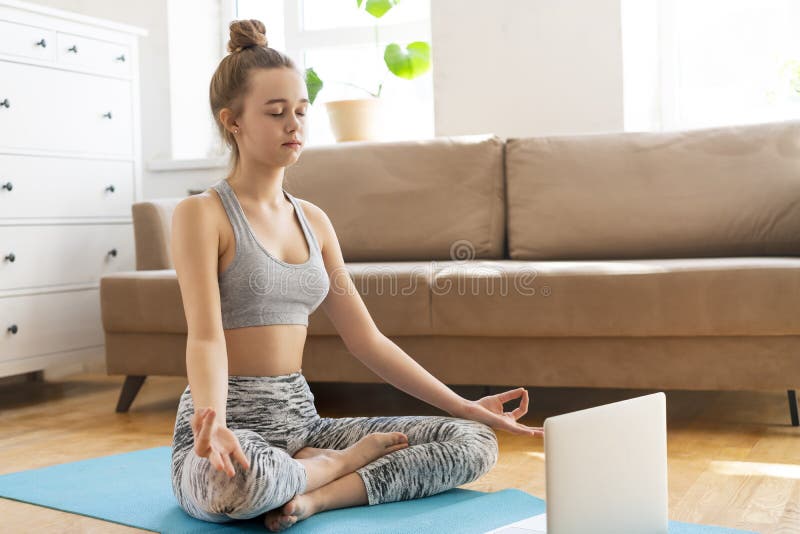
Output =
[{"x1": 191, "y1": 407, "x2": 251, "y2": 478}]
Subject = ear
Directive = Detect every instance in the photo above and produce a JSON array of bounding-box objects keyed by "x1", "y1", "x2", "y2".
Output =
[{"x1": 219, "y1": 108, "x2": 239, "y2": 134}]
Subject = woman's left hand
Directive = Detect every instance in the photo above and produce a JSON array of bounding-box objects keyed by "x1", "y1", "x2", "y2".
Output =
[{"x1": 457, "y1": 387, "x2": 544, "y2": 438}]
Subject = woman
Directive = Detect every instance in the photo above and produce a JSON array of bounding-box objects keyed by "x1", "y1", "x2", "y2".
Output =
[{"x1": 169, "y1": 18, "x2": 544, "y2": 533}]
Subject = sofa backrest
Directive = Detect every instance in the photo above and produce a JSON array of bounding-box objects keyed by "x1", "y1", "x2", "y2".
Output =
[
  {"x1": 505, "y1": 119, "x2": 800, "y2": 260},
  {"x1": 284, "y1": 134, "x2": 505, "y2": 261},
  {"x1": 131, "y1": 134, "x2": 506, "y2": 270}
]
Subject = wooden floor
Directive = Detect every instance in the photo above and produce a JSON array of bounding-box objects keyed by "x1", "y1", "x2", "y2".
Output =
[{"x1": 0, "y1": 372, "x2": 799, "y2": 533}]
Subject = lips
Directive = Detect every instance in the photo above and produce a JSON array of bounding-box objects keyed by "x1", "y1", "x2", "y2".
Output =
[{"x1": 282, "y1": 141, "x2": 302, "y2": 147}]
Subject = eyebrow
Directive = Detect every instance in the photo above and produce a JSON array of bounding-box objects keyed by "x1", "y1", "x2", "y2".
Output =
[{"x1": 264, "y1": 98, "x2": 309, "y2": 105}]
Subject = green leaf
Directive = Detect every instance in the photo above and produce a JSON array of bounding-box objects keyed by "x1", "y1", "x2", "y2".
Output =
[
  {"x1": 384, "y1": 41, "x2": 431, "y2": 80},
  {"x1": 304, "y1": 67, "x2": 323, "y2": 105},
  {"x1": 364, "y1": 0, "x2": 400, "y2": 18}
]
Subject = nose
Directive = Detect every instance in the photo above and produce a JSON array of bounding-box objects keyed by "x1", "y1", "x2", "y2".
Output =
[{"x1": 286, "y1": 114, "x2": 301, "y2": 131}]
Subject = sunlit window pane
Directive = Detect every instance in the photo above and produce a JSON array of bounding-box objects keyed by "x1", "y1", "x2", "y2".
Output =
[
  {"x1": 305, "y1": 44, "x2": 385, "y2": 101},
  {"x1": 673, "y1": 0, "x2": 800, "y2": 128},
  {"x1": 235, "y1": 0, "x2": 434, "y2": 146},
  {"x1": 302, "y1": 0, "x2": 429, "y2": 31},
  {"x1": 303, "y1": 43, "x2": 434, "y2": 144},
  {"x1": 236, "y1": 0, "x2": 285, "y2": 52}
]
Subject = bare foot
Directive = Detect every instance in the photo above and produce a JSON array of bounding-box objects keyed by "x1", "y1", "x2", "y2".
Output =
[
  {"x1": 291, "y1": 431, "x2": 409, "y2": 496},
  {"x1": 340, "y1": 431, "x2": 409, "y2": 472},
  {"x1": 292, "y1": 446, "x2": 328, "y2": 460},
  {"x1": 264, "y1": 494, "x2": 315, "y2": 532},
  {"x1": 265, "y1": 435, "x2": 409, "y2": 531},
  {"x1": 265, "y1": 434, "x2": 410, "y2": 530},
  {"x1": 294, "y1": 432, "x2": 409, "y2": 471}
]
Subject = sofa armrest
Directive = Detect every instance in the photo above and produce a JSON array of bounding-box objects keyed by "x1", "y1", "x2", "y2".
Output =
[
  {"x1": 100, "y1": 270, "x2": 187, "y2": 334},
  {"x1": 132, "y1": 199, "x2": 184, "y2": 270}
]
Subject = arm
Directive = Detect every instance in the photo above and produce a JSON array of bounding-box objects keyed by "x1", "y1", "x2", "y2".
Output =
[
  {"x1": 351, "y1": 333, "x2": 470, "y2": 417},
  {"x1": 309, "y1": 204, "x2": 468, "y2": 417},
  {"x1": 171, "y1": 195, "x2": 229, "y2": 424},
  {"x1": 307, "y1": 201, "x2": 543, "y2": 438}
]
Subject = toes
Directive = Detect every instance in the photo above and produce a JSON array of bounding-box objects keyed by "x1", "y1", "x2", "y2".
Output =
[
  {"x1": 283, "y1": 501, "x2": 296, "y2": 516},
  {"x1": 389, "y1": 432, "x2": 408, "y2": 444},
  {"x1": 387, "y1": 442, "x2": 409, "y2": 453},
  {"x1": 265, "y1": 511, "x2": 292, "y2": 533}
]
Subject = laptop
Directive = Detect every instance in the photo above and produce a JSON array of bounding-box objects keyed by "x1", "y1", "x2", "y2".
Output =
[{"x1": 484, "y1": 392, "x2": 669, "y2": 534}]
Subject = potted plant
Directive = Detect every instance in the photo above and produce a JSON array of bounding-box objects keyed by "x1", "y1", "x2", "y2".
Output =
[{"x1": 303, "y1": 0, "x2": 432, "y2": 142}]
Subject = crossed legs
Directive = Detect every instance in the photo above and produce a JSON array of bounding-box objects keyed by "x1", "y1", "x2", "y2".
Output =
[{"x1": 264, "y1": 414, "x2": 499, "y2": 531}]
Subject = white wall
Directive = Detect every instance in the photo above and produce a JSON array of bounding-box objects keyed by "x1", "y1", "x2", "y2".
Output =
[
  {"x1": 26, "y1": 0, "x2": 627, "y2": 199},
  {"x1": 431, "y1": 0, "x2": 624, "y2": 138}
]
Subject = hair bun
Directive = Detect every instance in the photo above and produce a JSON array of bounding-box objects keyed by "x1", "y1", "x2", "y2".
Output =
[{"x1": 227, "y1": 19, "x2": 268, "y2": 54}]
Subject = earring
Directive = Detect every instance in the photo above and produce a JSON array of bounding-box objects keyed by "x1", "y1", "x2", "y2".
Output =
[{"x1": 233, "y1": 129, "x2": 239, "y2": 134}]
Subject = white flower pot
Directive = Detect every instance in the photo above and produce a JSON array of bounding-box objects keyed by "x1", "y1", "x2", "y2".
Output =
[{"x1": 324, "y1": 97, "x2": 384, "y2": 142}]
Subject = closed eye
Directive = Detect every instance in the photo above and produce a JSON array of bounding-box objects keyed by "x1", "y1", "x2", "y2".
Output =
[{"x1": 271, "y1": 112, "x2": 306, "y2": 116}]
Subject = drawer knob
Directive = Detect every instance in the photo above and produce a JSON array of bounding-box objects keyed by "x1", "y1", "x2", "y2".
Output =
[
  {"x1": 1, "y1": 182, "x2": 11, "y2": 191},
  {"x1": 4, "y1": 253, "x2": 14, "y2": 263},
  {"x1": 36, "y1": 38, "x2": 47, "y2": 48},
  {"x1": 7, "y1": 324, "x2": 17, "y2": 335},
  {"x1": 0, "y1": 99, "x2": 9, "y2": 108},
  {"x1": 103, "y1": 111, "x2": 113, "y2": 119},
  {"x1": 116, "y1": 54, "x2": 126, "y2": 62},
  {"x1": 105, "y1": 184, "x2": 116, "y2": 193},
  {"x1": 68, "y1": 44, "x2": 78, "y2": 53},
  {"x1": 108, "y1": 248, "x2": 118, "y2": 258}
]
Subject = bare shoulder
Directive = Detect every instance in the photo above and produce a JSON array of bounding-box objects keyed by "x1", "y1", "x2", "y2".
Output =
[
  {"x1": 172, "y1": 188, "x2": 227, "y2": 242},
  {"x1": 173, "y1": 187, "x2": 222, "y2": 214},
  {"x1": 294, "y1": 197, "x2": 334, "y2": 250}
]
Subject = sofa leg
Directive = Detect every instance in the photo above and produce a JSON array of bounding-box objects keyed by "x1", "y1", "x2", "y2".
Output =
[
  {"x1": 116, "y1": 375, "x2": 147, "y2": 413},
  {"x1": 789, "y1": 390, "x2": 799, "y2": 427}
]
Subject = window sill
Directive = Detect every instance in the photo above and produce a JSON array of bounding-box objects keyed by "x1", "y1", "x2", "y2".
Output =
[{"x1": 147, "y1": 156, "x2": 229, "y2": 172}]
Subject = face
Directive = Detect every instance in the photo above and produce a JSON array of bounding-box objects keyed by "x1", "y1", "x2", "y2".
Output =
[{"x1": 222, "y1": 67, "x2": 308, "y2": 168}]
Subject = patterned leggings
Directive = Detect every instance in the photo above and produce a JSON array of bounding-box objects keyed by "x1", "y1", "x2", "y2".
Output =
[{"x1": 170, "y1": 370, "x2": 499, "y2": 523}]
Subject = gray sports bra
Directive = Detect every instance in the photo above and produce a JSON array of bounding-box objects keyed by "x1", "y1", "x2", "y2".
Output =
[{"x1": 211, "y1": 178, "x2": 330, "y2": 329}]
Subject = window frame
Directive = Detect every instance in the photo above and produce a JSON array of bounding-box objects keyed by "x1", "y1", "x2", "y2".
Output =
[{"x1": 150, "y1": 0, "x2": 431, "y2": 171}]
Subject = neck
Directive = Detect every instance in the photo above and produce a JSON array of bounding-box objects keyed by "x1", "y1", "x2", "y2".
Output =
[{"x1": 226, "y1": 159, "x2": 287, "y2": 209}]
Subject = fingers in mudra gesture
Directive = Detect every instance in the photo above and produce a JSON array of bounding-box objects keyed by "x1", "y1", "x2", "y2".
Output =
[
  {"x1": 190, "y1": 407, "x2": 251, "y2": 478},
  {"x1": 462, "y1": 387, "x2": 544, "y2": 439}
]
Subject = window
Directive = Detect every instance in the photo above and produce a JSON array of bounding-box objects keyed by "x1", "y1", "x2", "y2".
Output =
[
  {"x1": 235, "y1": 0, "x2": 434, "y2": 146},
  {"x1": 622, "y1": 0, "x2": 800, "y2": 132},
  {"x1": 166, "y1": 0, "x2": 227, "y2": 160}
]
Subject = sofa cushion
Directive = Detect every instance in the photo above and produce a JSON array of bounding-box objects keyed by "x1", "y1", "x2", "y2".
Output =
[
  {"x1": 284, "y1": 134, "x2": 505, "y2": 261},
  {"x1": 100, "y1": 262, "x2": 434, "y2": 336},
  {"x1": 506, "y1": 119, "x2": 800, "y2": 260},
  {"x1": 307, "y1": 262, "x2": 433, "y2": 336},
  {"x1": 430, "y1": 257, "x2": 800, "y2": 336}
]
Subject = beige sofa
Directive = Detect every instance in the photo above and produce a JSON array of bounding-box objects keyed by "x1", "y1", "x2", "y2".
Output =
[{"x1": 100, "y1": 120, "x2": 800, "y2": 426}]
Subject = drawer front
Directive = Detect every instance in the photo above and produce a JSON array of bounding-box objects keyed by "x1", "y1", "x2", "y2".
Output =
[
  {"x1": 0, "y1": 61, "x2": 133, "y2": 157},
  {"x1": 0, "y1": 224, "x2": 134, "y2": 290},
  {"x1": 0, "y1": 155, "x2": 134, "y2": 219},
  {"x1": 0, "y1": 20, "x2": 57, "y2": 62},
  {"x1": 56, "y1": 31, "x2": 130, "y2": 77},
  {"x1": 1, "y1": 289, "x2": 103, "y2": 362}
]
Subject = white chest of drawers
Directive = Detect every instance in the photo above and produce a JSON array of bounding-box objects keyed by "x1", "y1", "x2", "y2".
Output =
[{"x1": 0, "y1": 0, "x2": 147, "y2": 380}]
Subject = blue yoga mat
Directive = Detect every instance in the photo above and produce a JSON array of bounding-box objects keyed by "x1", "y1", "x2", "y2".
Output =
[{"x1": 0, "y1": 446, "x2": 756, "y2": 533}]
